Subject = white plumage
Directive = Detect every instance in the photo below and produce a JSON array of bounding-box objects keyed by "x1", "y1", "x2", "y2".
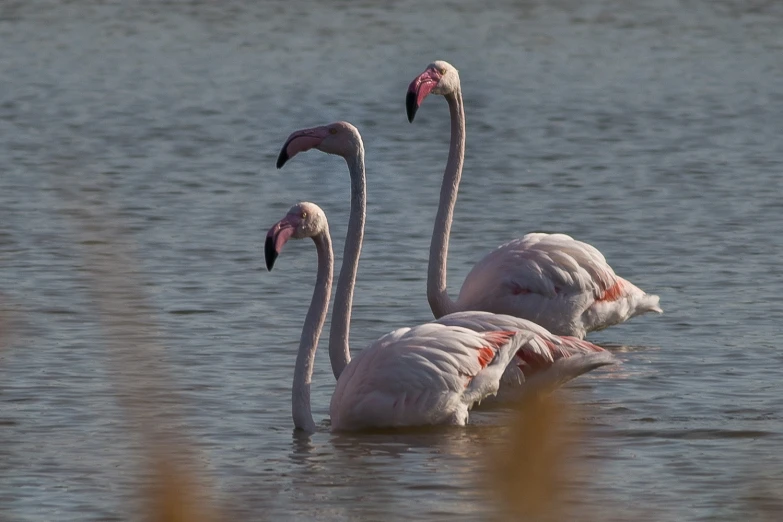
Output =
[
  {"x1": 455, "y1": 234, "x2": 663, "y2": 339},
  {"x1": 330, "y1": 324, "x2": 530, "y2": 430}
]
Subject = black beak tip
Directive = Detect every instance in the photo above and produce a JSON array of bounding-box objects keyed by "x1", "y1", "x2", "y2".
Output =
[
  {"x1": 405, "y1": 91, "x2": 418, "y2": 123},
  {"x1": 276, "y1": 148, "x2": 289, "y2": 169},
  {"x1": 264, "y1": 237, "x2": 278, "y2": 271}
]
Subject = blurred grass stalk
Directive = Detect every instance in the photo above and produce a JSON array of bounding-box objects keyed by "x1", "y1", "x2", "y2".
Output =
[
  {"x1": 65, "y1": 196, "x2": 223, "y2": 522},
  {"x1": 486, "y1": 385, "x2": 783, "y2": 522},
  {"x1": 486, "y1": 392, "x2": 584, "y2": 522}
]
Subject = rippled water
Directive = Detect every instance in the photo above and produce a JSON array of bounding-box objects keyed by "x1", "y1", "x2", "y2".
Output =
[{"x1": 1, "y1": 0, "x2": 782, "y2": 520}]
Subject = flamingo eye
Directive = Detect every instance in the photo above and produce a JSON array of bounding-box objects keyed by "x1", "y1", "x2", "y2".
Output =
[
  {"x1": 329, "y1": 128, "x2": 337, "y2": 135},
  {"x1": 301, "y1": 211, "x2": 307, "y2": 219},
  {"x1": 438, "y1": 67, "x2": 446, "y2": 75}
]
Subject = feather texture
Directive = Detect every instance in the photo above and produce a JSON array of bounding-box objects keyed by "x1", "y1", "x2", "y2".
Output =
[
  {"x1": 330, "y1": 324, "x2": 530, "y2": 430},
  {"x1": 456, "y1": 234, "x2": 662, "y2": 338}
]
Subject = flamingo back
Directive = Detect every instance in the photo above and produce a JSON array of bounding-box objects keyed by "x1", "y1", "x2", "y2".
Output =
[
  {"x1": 434, "y1": 311, "x2": 616, "y2": 399},
  {"x1": 455, "y1": 233, "x2": 661, "y2": 337},
  {"x1": 329, "y1": 323, "x2": 528, "y2": 431}
]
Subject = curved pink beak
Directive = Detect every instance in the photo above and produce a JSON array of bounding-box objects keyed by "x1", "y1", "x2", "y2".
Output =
[
  {"x1": 276, "y1": 126, "x2": 330, "y2": 169},
  {"x1": 265, "y1": 217, "x2": 297, "y2": 270},
  {"x1": 406, "y1": 67, "x2": 442, "y2": 123}
]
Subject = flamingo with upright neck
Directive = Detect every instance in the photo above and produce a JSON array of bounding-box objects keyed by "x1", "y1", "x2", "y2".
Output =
[
  {"x1": 275, "y1": 122, "x2": 615, "y2": 401},
  {"x1": 277, "y1": 121, "x2": 364, "y2": 380},
  {"x1": 407, "y1": 60, "x2": 662, "y2": 339},
  {"x1": 266, "y1": 201, "x2": 528, "y2": 431}
]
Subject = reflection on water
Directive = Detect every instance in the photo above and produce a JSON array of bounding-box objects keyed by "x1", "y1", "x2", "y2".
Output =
[{"x1": 1, "y1": 0, "x2": 783, "y2": 520}]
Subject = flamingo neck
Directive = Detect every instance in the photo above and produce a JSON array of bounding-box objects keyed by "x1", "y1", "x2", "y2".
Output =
[
  {"x1": 292, "y1": 230, "x2": 333, "y2": 433},
  {"x1": 428, "y1": 89, "x2": 465, "y2": 318},
  {"x1": 328, "y1": 147, "x2": 366, "y2": 379}
]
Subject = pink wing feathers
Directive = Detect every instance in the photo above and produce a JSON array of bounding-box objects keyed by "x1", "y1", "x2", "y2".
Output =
[
  {"x1": 434, "y1": 311, "x2": 616, "y2": 399},
  {"x1": 329, "y1": 323, "x2": 531, "y2": 431},
  {"x1": 455, "y1": 233, "x2": 662, "y2": 338}
]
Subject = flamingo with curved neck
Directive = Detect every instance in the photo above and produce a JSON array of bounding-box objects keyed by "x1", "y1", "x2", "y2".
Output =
[
  {"x1": 275, "y1": 122, "x2": 616, "y2": 402},
  {"x1": 266, "y1": 202, "x2": 333, "y2": 432},
  {"x1": 407, "y1": 60, "x2": 662, "y2": 339},
  {"x1": 266, "y1": 202, "x2": 529, "y2": 431}
]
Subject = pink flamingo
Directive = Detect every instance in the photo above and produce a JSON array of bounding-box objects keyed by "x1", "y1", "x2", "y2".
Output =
[
  {"x1": 275, "y1": 122, "x2": 614, "y2": 402},
  {"x1": 406, "y1": 60, "x2": 662, "y2": 339},
  {"x1": 267, "y1": 201, "x2": 531, "y2": 430}
]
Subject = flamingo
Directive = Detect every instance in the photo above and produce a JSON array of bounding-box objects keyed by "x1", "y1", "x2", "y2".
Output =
[
  {"x1": 266, "y1": 201, "x2": 531, "y2": 431},
  {"x1": 275, "y1": 122, "x2": 615, "y2": 401},
  {"x1": 406, "y1": 60, "x2": 662, "y2": 339}
]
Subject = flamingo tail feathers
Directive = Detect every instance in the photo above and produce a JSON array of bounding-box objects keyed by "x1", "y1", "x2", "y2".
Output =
[
  {"x1": 517, "y1": 352, "x2": 618, "y2": 398},
  {"x1": 636, "y1": 293, "x2": 663, "y2": 315}
]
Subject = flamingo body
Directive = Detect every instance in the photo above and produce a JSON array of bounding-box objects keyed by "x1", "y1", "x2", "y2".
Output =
[
  {"x1": 330, "y1": 324, "x2": 528, "y2": 430},
  {"x1": 454, "y1": 234, "x2": 663, "y2": 339}
]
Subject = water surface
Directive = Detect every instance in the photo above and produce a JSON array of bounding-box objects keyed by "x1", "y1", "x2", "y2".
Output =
[{"x1": 1, "y1": 0, "x2": 782, "y2": 520}]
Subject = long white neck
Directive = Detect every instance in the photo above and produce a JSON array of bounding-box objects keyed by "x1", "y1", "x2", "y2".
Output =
[
  {"x1": 292, "y1": 230, "x2": 333, "y2": 432},
  {"x1": 328, "y1": 147, "x2": 366, "y2": 379},
  {"x1": 428, "y1": 89, "x2": 465, "y2": 318}
]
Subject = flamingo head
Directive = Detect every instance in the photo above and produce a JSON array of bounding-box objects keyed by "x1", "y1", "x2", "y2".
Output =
[
  {"x1": 265, "y1": 202, "x2": 327, "y2": 271},
  {"x1": 406, "y1": 60, "x2": 460, "y2": 122},
  {"x1": 276, "y1": 121, "x2": 363, "y2": 168}
]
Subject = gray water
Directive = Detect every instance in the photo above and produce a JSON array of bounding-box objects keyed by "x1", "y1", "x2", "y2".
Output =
[{"x1": 1, "y1": 0, "x2": 782, "y2": 520}]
